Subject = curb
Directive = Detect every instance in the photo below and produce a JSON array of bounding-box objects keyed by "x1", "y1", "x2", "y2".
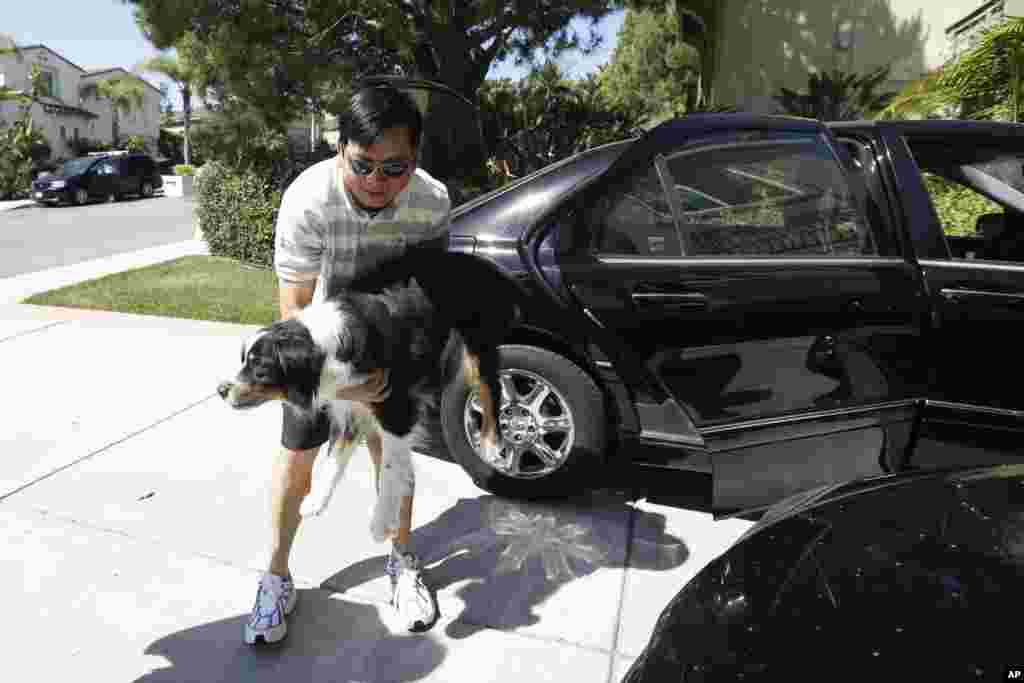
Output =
[{"x1": 0, "y1": 240, "x2": 210, "y2": 304}]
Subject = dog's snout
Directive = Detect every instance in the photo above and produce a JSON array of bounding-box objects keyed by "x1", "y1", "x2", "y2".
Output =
[{"x1": 217, "y1": 381, "x2": 232, "y2": 400}]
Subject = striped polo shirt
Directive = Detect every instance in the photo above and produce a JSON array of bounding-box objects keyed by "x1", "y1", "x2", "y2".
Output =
[{"x1": 274, "y1": 157, "x2": 451, "y2": 303}]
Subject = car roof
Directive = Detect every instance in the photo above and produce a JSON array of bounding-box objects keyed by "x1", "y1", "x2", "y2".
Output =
[{"x1": 830, "y1": 118, "x2": 1024, "y2": 139}]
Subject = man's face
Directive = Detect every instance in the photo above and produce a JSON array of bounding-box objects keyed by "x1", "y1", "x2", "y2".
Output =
[{"x1": 338, "y1": 126, "x2": 417, "y2": 210}]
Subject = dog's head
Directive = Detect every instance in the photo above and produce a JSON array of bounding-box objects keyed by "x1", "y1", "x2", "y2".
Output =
[
  {"x1": 217, "y1": 318, "x2": 325, "y2": 412},
  {"x1": 217, "y1": 296, "x2": 395, "y2": 412}
]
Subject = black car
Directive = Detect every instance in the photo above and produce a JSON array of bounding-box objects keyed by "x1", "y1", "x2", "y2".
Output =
[
  {"x1": 32, "y1": 151, "x2": 162, "y2": 206},
  {"x1": 621, "y1": 463, "x2": 1024, "y2": 679},
  {"x1": 419, "y1": 112, "x2": 1024, "y2": 518}
]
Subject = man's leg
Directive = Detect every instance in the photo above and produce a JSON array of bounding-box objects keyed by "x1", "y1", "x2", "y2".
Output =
[
  {"x1": 268, "y1": 446, "x2": 318, "y2": 577},
  {"x1": 246, "y1": 405, "x2": 328, "y2": 646}
]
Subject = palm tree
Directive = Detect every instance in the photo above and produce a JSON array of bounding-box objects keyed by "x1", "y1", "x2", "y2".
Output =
[
  {"x1": 79, "y1": 77, "x2": 146, "y2": 148},
  {"x1": 774, "y1": 66, "x2": 897, "y2": 121},
  {"x1": 135, "y1": 53, "x2": 200, "y2": 164},
  {"x1": 939, "y1": 18, "x2": 1024, "y2": 121}
]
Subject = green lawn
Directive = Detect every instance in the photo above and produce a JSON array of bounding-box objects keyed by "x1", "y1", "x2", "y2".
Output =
[{"x1": 22, "y1": 256, "x2": 280, "y2": 326}]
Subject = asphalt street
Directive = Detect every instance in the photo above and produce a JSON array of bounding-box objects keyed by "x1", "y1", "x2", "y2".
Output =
[{"x1": 0, "y1": 195, "x2": 196, "y2": 278}]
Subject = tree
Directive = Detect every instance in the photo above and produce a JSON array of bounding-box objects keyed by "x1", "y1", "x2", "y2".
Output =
[
  {"x1": 0, "y1": 56, "x2": 49, "y2": 199},
  {"x1": 79, "y1": 76, "x2": 147, "y2": 146},
  {"x1": 123, "y1": 0, "x2": 626, "y2": 180},
  {"x1": 938, "y1": 18, "x2": 1024, "y2": 121},
  {"x1": 774, "y1": 66, "x2": 896, "y2": 121},
  {"x1": 136, "y1": 52, "x2": 201, "y2": 164},
  {"x1": 480, "y1": 62, "x2": 643, "y2": 179},
  {"x1": 626, "y1": 0, "x2": 720, "y2": 107},
  {"x1": 599, "y1": 7, "x2": 700, "y2": 125}
]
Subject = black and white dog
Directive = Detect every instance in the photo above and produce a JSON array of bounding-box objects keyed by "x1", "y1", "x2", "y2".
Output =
[{"x1": 216, "y1": 247, "x2": 512, "y2": 539}]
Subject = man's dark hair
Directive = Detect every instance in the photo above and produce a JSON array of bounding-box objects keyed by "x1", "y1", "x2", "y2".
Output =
[{"x1": 339, "y1": 84, "x2": 423, "y2": 151}]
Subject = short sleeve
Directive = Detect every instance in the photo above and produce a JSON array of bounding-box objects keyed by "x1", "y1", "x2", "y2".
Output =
[{"x1": 274, "y1": 178, "x2": 325, "y2": 285}]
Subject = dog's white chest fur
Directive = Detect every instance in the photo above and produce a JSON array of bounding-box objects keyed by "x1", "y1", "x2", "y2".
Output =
[{"x1": 296, "y1": 301, "x2": 367, "y2": 405}]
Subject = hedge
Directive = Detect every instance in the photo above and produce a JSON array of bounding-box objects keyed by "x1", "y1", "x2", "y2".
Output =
[{"x1": 194, "y1": 161, "x2": 281, "y2": 268}]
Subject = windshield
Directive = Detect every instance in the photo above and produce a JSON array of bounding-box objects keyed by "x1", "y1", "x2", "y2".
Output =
[{"x1": 58, "y1": 157, "x2": 98, "y2": 177}]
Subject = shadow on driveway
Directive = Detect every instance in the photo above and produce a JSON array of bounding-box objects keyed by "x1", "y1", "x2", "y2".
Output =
[
  {"x1": 134, "y1": 492, "x2": 687, "y2": 681},
  {"x1": 136, "y1": 589, "x2": 445, "y2": 682},
  {"x1": 325, "y1": 493, "x2": 689, "y2": 640}
]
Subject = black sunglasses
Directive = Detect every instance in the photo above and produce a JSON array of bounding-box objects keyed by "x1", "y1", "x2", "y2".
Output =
[{"x1": 346, "y1": 153, "x2": 412, "y2": 179}]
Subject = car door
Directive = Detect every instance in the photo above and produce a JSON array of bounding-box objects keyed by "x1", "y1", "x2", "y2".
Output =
[
  {"x1": 88, "y1": 159, "x2": 116, "y2": 199},
  {"x1": 882, "y1": 122, "x2": 1024, "y2": 466},
  {"x1": 549, "y1": 116, "x2": 928, "y2": 514}
]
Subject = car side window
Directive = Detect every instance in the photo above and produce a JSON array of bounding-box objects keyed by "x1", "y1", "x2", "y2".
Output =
[
  {"x1": 908, "y1": 139, "x2": 1024, "y2": 263},
  {"x1": 98, "y1": 162, "x2": 115, "y2": 176},
  {"x1": 592, "y1": 131, "x2": 879, "y2": 258}
]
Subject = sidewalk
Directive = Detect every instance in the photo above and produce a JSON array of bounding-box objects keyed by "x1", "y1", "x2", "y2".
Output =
[{"x1": 0, "y1": 245, "x2": 754, "y2": 681}]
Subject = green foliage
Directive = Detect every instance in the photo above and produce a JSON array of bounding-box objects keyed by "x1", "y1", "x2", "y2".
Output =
[
  {"x1": 124, "y1": 135, "x2": 148, "y2": 153},
  {"x1": 0, "y1": 65, "x2": 48, "y2": 199},
  {"x1": 599, "y1": 8, "x2": 700, "y2": 124},
  {"x1": 775, "y1": 67, "x2": 896, "y2": 121},
  {"x1": 158, "y1": 128, "x2": 186, "y2": 163},
  {"x1": 174, "y1": 164, "x2": 195, "y2": 176},
  {"x1": 923, "y1": 173, "x2": 1003, "y2": 236},
  {"x1": 126, "y1": 0, "x2": 623, "y2": 180},
  {"x1": 480, "y1": 62, "x2": 644, "y2": 180},
  {"x1": 194, "y1": 161, "x2": 281, "y2": 267},
  {"x1": 136, "y1": 52, "x2": 200, "y2": 164},
  {"x1": 940, "y1": 18, "x2": 1024, "y2": 120},
  {"x1": 80, "y1": 76, "x2": 147, "y2": 143}
]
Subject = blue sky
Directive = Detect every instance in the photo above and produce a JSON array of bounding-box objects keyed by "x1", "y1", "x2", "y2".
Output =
[{"x1": 3, "y1": 3, "x2": 625, "y2": 109}]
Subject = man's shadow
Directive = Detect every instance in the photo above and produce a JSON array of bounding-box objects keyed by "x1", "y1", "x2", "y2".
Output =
[
  {"x1": 323, "y1": 493, "x2": 690, "y2": 640},
  {"x1": 135, "y1": 589, "x2": 446, "y2": 683}
]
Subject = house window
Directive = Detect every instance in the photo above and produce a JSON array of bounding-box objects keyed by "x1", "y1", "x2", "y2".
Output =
[
  {"x1": 60, "y1": 125, "x2": 66, "y2": 140},
  {"x1": 74, "y1": 128, "x2": 79, "y2": 141},
  {"x1": 38, "y1": 70, "x2": 56, "y2": 98}
]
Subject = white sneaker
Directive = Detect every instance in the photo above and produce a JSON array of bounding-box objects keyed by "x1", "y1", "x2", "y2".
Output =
[
  {"x1": 244, "y1": 572, "x2": 297, "y2": 645},
  {"x1": 386, "y1": 551, "x2": 439, "y2": 633}
]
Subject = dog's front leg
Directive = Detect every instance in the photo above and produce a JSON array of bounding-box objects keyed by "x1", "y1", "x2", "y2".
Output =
[{"x1": 369, "y1": 432, "x2": 415, "y2": 543}]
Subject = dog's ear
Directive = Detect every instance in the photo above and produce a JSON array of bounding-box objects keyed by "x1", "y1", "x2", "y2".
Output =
[{"x1": 272, "y1": 324, "x2": 325, "y2": 410}]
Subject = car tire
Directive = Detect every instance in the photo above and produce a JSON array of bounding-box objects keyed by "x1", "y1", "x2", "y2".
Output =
[
  {"x1": 440, "y1": 344, "x2": 607, "y2": 499},
  {"x1": 140, "y1": 181, "x2": 154, "y2": 198},
  {"x1": 73, "y1": 188, "x2": 89, "y2": 206}
]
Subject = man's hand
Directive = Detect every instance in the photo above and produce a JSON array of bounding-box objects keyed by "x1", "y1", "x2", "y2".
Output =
[{"x1": 337, "y1": 369, "x2": 391, "y2": 403}]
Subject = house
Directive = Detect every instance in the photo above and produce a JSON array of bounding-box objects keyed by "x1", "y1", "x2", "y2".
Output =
[
  {"x1": 946, "y1": 0, "x2": 1024, "y2": 61},
  {"x1": 0, "y1": 41, "x2": 161, "y2": 161},
  {"x1": 705, "y1": 0, "x2": 990, "y2": 114}
]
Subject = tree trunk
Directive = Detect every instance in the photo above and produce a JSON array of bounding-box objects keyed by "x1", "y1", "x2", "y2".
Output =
[
  {"x1": 409, "y1": 28, "x2": 487, "y2": 189},
  {"x1": 182, "y1": 86, "x2": 192, "y2": 166}
]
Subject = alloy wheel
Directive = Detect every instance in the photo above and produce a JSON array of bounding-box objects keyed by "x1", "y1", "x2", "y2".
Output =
[{"x1": 463, "y1": 368, "x2": 575, "y2": 479}]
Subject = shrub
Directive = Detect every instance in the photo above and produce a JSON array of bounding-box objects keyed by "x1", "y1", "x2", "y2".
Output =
[
  {"x1": 174, "y1": 164, "x2": 195, "y2": 176},
  {"x1": 923, "y1": 173, "x2": 1003, "y2": 236},
  {"x1": 124, "y1": 135, "x2": 148, "y2": 153},
  {"x1": 194, "y1": 160, "x2": 281, "y2": 268}
]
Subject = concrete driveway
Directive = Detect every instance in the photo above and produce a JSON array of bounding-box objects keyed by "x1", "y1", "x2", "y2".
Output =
[{"x1": 0, "y1": 303, "x2": 754, "y2": 682}]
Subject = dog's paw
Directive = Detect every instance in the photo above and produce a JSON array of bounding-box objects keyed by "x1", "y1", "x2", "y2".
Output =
[
  {"x1": 478, "y1": 437, "x2": 503, "y2": 465},
  {"x1": 300, "y1": 443, "x2": 354, "y2": 518}
]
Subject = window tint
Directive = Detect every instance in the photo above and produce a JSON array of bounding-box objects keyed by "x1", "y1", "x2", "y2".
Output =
[
  {"x1": 594, "y1": 131, "x2": 877, "y2": 257},
  {"x1": 909, "y1": 140, "x2": 1024, "y2": 263}
]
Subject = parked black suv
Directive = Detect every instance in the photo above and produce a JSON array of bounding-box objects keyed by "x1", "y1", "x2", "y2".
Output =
[{"x1": 32, "y1": 151, "x2": 162, "y2": 206}]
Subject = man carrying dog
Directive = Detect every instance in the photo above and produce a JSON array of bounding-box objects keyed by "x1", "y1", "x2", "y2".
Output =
[{"x1": 245, "y1": 83, "x2": 498, "y2": 644}]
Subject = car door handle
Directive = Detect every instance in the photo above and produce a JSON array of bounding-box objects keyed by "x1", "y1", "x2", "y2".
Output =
[
  {"x1": 631, "y1": 291, "x2": 709, "y2": 310},
  {"x1": 940, "y1": 288, "x2": 1024, "y2": 305}
]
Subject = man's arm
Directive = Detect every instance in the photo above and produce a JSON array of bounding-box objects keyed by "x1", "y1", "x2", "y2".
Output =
[{"x1": 279, "y1": 280, "x2": 316, "y2": 321}]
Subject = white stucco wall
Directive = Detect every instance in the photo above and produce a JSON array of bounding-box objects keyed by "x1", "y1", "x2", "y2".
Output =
[
  {"x1": 713, "y1": 0, "x2": 989, "y2": 114},
  {"x1": 0, "y1": 48, "x2": 160, "y2": 160}
]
